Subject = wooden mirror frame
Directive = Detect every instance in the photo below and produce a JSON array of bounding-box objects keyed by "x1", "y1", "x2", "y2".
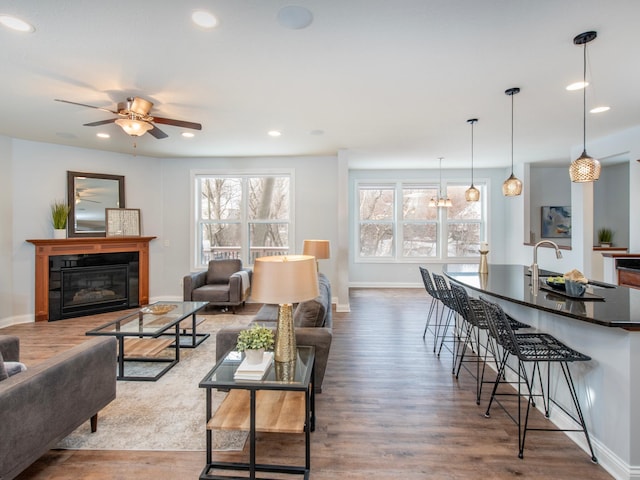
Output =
[{"x1": 67, "y1": 171, "x2": 125, "y2": 237}]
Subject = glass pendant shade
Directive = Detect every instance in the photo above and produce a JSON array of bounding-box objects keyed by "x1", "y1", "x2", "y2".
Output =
[
  {"x1": 570, "y1": 150, "x2": 601, "y2": 182},
  {"x1": 430, "y1": 157, "x2": 451, "y2": 208},
  {"x1": 502, "y1": 173, "x2": 523, "y2": 196},
  {"x1": 465, "y1": 118, "x2": 480, "y2": 202},
  {"x1": 465, "y1": 185, "x2": 480, "y2": 202},
  {"x1": 502, "y1": 87, "x2": 522, "y2": 197},
  {"x1": 569, "y1": 31, "x2": 600, "y2": 183}
]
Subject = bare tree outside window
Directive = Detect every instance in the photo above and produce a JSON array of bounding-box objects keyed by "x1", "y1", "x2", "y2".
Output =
[
  {"x1": 447, "y1": 185, "x2": 483, "y2": 257},
  {"x1": 359, "y1": 187, "x2": 394, "y2": 257},
  {"x1": 197, "y1": 175, "x2": 291, "y2": 266}
]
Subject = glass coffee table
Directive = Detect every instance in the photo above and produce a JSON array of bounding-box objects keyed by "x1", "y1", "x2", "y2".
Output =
[
  {"x1": 86, "y1": 301, "x2": 209, "y2": 381},
  {"x1": 199, "y1": 346, "x2": 315, "y2": 480}
]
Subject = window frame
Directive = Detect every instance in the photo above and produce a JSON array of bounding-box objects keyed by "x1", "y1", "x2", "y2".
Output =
[
  {"x1": 354, "y1": 178, "x2": 487, "y2": 263},
  {"x1": 191, "y1": 169, "x2": 295, "y2": 270}
]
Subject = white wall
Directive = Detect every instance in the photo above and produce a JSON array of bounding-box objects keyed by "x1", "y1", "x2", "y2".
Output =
[
  {"x1": 1, "y1": 141, "x2": 340, "y2": 324},
  {"x1": 159, "y1": 155, "x2": 339, "y2": 300},
  {"x1": 529, "y1": 166, "x2": 572, "y2": 247}
]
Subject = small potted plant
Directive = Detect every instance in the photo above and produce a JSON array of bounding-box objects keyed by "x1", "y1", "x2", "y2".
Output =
[
  {"x1": 597, "y1": 227, "x2": 614, "y2": 247},
  {"x1": 236, "y1": 324, "x2": 275, "y2": 364},
  {"x1": 51, "y1": 200, "x2": 71, "y2": 239}
]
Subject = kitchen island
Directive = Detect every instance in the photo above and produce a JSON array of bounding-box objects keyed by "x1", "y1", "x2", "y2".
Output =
[{"x1": 444, "y1": 264, "x2": 640, "y2": 480}]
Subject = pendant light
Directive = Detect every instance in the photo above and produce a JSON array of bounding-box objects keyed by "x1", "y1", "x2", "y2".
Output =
[
  {"x1": 502, "y1": 87, "x2": 523, "y2": 197},
  {"x1": 465, "y1": 118, "x2": 480, "y2": 202},
  {"x1": 429, "y1": 157, "x2": 451, "y2": 208},
  {"x1": 569, "y1": 31, "x2": 601, "y2": 182}
]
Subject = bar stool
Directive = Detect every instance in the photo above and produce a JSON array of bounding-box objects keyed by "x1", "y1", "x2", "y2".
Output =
[
  {"x1": 431, "y1": 273, "x2": 460, "y2": 363},
  {"x1": 480, "y1": 298, "x2": 597, "y2": 462},
  {"x1": 450, "y1": 283, "x2": 499, "y2": 404},
  {"x1": 418, "y1": 267, "x2": 441, "y2": 349}
]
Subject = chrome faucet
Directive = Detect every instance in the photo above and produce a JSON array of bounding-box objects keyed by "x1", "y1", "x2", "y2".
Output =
[{"x1": 531, "y1": 240, "x2": 563, "y2": 286}]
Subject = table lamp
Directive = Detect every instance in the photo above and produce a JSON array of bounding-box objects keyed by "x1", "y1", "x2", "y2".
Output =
[
  {"x1": 302, "y1": 239, "x2": 330, "y2": 272},
  {"x1": 251, "y1": 255, "x2": 319, "y2": 363}
]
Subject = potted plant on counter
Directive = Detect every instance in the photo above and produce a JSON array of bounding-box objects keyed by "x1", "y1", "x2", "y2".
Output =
[
  {"x1": 597, "y1": 227, "x2": 614, "y2": 247},
  {"x1": 236, "y1": 324, "x2": 275, "y2": 364},
  {"x1": 51, "y1": 200, "x2": 71, "y2": 239}
]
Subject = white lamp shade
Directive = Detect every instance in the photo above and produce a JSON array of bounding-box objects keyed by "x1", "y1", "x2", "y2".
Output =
[
  {"x1": 251, "y1": 255, "x2": 319, "y2": 305},
  {"x1": 302, "y1": 239, "x2": 330, "y2": 259}
]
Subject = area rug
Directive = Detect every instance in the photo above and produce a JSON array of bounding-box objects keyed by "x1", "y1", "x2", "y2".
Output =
[{"x1": 57, "y1": 314, "x2": 253, "y2": 452}]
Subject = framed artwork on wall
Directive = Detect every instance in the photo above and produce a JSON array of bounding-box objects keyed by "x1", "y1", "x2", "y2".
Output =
[
  {"x1": 541, "y1": 206, "x2": 571, "y2": 238},
  {"x1": 106, "y1": 208, "x2": 141, "y2": 236}
]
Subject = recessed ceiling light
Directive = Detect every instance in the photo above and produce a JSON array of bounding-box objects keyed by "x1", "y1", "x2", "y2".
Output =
[
  {"x1": 310, "y1": 129, "x2": 324, "y2": 136},
  {"x1": 192, "y1": 10, "x2": 218, "y2": 28},
  {"x1": 0, "y1": 14, "x2": 35, "y2": 32},
  {"x1": 590, "y1": 106, "x2": 610, "y2": 114},
  {"x1": 268, "y1": 130, "x2": 282, "y2": 137},
  {"x1": 277, "y1": 6, "x2": 313, "y2": 30},
  {"x1": 566, "y1": 81, "x2": 589, "y2": 91},
  {"x1": 182, "y1": 132, "x2": 195, "y2": 138},
  {"x1": 96, "y1": 133, "x2": 110, "y2": 139}
]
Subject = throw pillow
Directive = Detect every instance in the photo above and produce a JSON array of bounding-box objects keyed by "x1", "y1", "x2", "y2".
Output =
[
  {"x1": 0, "y1": 352, "x2": 7, "y2": 381},
  {"x1": 4, "y1": 362, "x2": 27, "y2": 377}
]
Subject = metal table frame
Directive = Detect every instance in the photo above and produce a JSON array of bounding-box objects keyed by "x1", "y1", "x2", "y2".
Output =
[
  {"x1": 86, "y1": 301, "x2": 209, "y2": 381},
  {"x1": 199, "y1": 346, "x2": 316, "y2": 480}
]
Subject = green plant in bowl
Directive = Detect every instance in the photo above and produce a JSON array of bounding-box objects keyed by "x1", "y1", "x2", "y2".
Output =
[
  {"x1": 236, "y1": 325, "x2": 275, "y2": 352},
  {"x1": 598, "y1": 228, "x2": 614, "y2": 245}
]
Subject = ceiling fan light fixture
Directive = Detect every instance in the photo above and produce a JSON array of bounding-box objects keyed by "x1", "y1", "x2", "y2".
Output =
[
  {"x1": 570, "y1": 30, "x2": 599, "y2": 183},
  {"x1": 115, "y1": 118, "x2": 153, "y2": 136}
]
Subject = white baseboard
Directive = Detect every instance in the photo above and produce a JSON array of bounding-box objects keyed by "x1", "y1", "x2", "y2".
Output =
[{"x1": 0, "y1": 314, "x2": 35, "y2": 328}]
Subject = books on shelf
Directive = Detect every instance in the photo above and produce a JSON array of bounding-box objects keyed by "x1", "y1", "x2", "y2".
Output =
[{"x1": 233, "y1": 351, "x2": 274, "y2": 380}]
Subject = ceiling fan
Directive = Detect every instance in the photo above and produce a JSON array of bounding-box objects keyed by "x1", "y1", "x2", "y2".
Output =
[{"x1": 55, "y1": 96, "x2": 202, "y2": 139}]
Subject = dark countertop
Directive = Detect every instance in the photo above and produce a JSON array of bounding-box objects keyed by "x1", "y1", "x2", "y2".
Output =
[{"x1": 443, "y1": 264, "x2": 640, "y2": 330}]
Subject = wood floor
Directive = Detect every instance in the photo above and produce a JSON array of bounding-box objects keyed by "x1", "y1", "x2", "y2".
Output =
[{"x1": 3, "y1": 289, "x2": 613, "y2": 480}]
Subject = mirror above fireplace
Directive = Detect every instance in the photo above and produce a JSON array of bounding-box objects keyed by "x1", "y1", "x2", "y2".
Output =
[{"x1": 67, "y1": 171, "x2": 125, "y2": 237}]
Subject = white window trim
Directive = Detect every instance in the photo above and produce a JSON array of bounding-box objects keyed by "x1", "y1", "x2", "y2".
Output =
[
  {"x1": 354, "y1": 177, "x2": 489, "y2": 264},
  {"x1": 190, "y1": 168, "x2": 295, "y2": 271}
]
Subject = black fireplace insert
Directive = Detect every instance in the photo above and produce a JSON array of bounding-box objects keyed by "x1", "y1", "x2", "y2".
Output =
[{"x1": 49, "y1": 252, "x2": 139, "y2": 321}]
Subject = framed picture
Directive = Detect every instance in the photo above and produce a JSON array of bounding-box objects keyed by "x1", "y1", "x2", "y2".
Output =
[
  {"x1": 106, "y1": 208, "x2": 141, "y2": 237},
  {"x1": 541, "y1": 206, "x2": 571, "y2": 238}
]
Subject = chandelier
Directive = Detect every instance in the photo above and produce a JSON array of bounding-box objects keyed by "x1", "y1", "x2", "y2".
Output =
[{"x1": 429, "y1": 157, "x2": 451, "y2": 208}]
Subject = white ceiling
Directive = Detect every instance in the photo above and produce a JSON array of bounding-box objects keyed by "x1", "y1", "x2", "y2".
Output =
[{"x1": 1, "y1": 0, "x2": 639, "y2": 170}]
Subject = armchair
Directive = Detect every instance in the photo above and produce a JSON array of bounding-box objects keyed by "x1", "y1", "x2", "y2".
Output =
[{"x1": 183, "y1": 259, "x2": 252, "y2": 313}]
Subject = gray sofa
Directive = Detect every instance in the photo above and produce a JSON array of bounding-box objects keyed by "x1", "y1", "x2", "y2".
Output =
[
  {"x1": 216, "y1": 273, "x2": 332, "y2": 392},
  {"x1": 0, "y1": 335, "x2": 117, "y2": 480}
]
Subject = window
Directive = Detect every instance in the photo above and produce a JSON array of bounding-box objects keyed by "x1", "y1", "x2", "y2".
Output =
[
  {"x1": 446, "y1": 184, "x2": 484, "y2": 257},
  {"x1": 356, "y1": 181, "x2": 486, "y2": 261},
  {"x1": 195, "y1": 174, "x2": 291, "y2": 267}
]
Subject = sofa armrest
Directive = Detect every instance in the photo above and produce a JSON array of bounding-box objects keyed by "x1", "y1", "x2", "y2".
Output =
[
  {"x1": 0, "y1": 336, "x2": 116, "y2": 480},
  {"x1": 228, "y1": 273, "x2": 243, "y2": 303},
  {"x1": 183, "y1": 271, "x2": 207, "y2": 301},
  {"x1": 0, "y1": 335, "x2": 19, "y2": 362}
]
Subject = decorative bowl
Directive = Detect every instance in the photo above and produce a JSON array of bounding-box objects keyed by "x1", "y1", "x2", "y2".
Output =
[
  {"x1": 141, "y1": 304, "x2": 177, "y2": 315},
  {"x1": 545, "y1": 278, "x2": 566, "y2": 291}
]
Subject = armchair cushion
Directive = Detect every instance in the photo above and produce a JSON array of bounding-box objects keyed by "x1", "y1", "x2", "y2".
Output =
[{"x1": 207, "y1": 259, "x2": 242, "y2": 284}]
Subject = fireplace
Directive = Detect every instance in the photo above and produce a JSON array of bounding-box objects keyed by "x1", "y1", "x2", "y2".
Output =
[
  {"x1": 49, "y1": 252, "x2": 140, "y2": 321},
  {"x1": 27, "y1": 236, "x2": 155, "y2": 322}
]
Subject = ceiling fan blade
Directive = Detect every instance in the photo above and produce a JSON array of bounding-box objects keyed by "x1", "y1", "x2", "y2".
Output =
[
  {"x1": 54, "y1": 99, "x2": 119, "y2": 115},
  {"x1": 83, "y1": 118, "x2": 117, "y2": 127},
  {"x1": 152, "y1": 116, "x2": 202, "y2": 130},
  {"x1": 148, "y1": 125, "x2": 168, "y2": 139}
]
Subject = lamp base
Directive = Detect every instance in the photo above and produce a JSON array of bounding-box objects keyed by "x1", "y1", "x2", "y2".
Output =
[
  {"x1": 479, "y1": 250, "x2": 489, "y2": 274},
  {"x1": 275, "y1": 303, "x2": 297, "y2": 363}
]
